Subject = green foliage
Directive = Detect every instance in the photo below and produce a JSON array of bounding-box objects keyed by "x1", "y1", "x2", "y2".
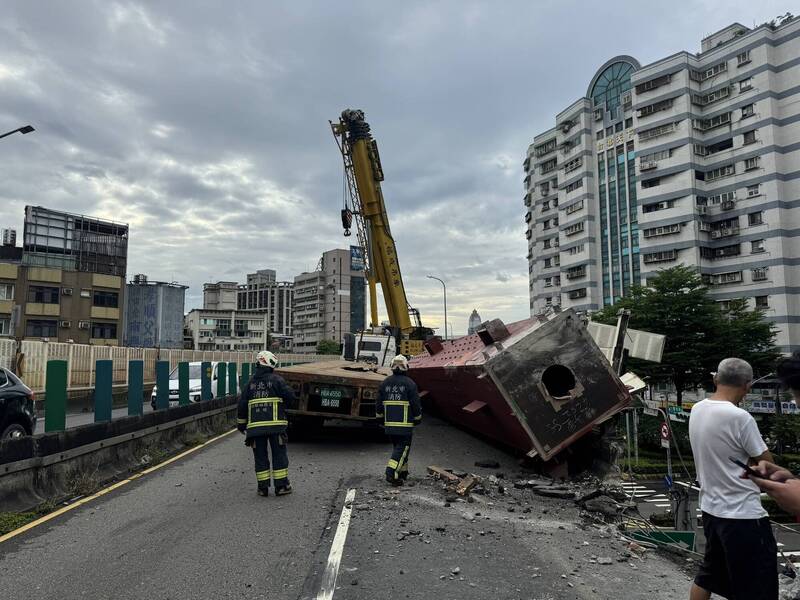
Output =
[
  {"x1": 316, "y1": 339, "x2": 341, "y2": 355},
  {"x1": 593, "y1": 266, "x2": 780, "y2": 404},
  {"x1": 0, "y1": 501, "x2": 56, "y2": 536}
]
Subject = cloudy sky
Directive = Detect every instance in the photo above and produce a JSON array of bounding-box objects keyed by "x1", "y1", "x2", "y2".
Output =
[{"x1": 0, "y1": 1, "x2": 789, "y2": 335}]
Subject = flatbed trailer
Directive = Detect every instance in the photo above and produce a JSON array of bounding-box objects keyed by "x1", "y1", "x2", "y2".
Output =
[{"x1": 277, "y1": 360, "x2": 391, "y2": 424}]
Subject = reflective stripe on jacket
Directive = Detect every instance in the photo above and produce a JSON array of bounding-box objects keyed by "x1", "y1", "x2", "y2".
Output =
[
  {"x1": 237, "y1": 366, "x2": 296, "y2": 437},
  {"x1": 376, "y1": 372, "x2": 421, "y2": 435}
]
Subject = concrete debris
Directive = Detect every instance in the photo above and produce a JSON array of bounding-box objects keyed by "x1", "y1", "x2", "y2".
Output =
[
  {"x1": 597, "y1": 557, "x2": 613, "y2": 565},
  {"x1": 581, "y1": 495, "x2": 622, "y2": 517},
  {"x1": 530, "y1": 485, "x2": 576, "y2": 500},
  {"x1": 780, "y1": 574, "x2": 800, "y2": 600},
  {"x1": 451, "y1": 567, "x2": 461, "y2": 575}
]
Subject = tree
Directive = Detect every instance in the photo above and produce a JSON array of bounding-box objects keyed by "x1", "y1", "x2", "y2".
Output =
[
  {"x1": 593, "y1": 266, "x2": 780, "y2": 405},
  {"x1": 316, "y1": 339, "x2": 341, "y2": 355}
]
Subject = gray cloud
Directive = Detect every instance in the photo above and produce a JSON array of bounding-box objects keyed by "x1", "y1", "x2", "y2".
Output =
[{"x1": 0, "y1": 0, "x2": 787, "y2": 335}]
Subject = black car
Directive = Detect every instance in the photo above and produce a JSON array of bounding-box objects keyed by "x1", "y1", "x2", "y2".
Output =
[{"x1": 0, "y1": 367, "x2": 36, "y2": 439}]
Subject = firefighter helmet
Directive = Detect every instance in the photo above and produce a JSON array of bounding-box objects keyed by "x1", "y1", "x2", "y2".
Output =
[
  {"x1": 257, "y1": 350, "x2": 279, "y2": 368},
  {"x1": 390, "y1": 355, "x2": 409, "y2": 372}
]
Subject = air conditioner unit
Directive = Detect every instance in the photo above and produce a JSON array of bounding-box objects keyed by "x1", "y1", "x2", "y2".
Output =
[
  {"x1": 59, "y1": 320, "x2": 71, "y2": 328},
  {"x1": 699, "y1": 222, "x2": 712, "y2": 232},
  {"x1": 62, "y1": 287, "x2": 73, "y2": 296},
  {"x1": 711, "y1": 230, "x2": 722, "y2": 239},
  {"x1": 78, "y1": 321, "x2": 90, "y2": 330}
]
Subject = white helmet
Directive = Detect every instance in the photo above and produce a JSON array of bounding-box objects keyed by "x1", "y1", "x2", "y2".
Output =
[
  {"x1": 390, "y1": 354, "x2": 409, "y2": 372},
  {"x1": 257, "y1": 350, "x2": 278, "y2": 368}
]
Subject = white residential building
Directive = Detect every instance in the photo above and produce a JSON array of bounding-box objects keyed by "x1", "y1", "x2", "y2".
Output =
[{"x1": 525, "y1": 16, "x2": 800, "y2": 351}]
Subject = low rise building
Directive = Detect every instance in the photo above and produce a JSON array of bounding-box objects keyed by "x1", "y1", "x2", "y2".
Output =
[
  {"x1": 123, "y1": 274, "x2": 188, "y2": 348},
  {"x1": 184, "y1": 308, "x2": 291, "y2": 352}
]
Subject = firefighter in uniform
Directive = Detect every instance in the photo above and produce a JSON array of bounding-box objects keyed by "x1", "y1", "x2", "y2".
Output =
[
  {"x1": 237, "y1": 351, "x2": 297, "y2": 496},
  {"x1": 376, "y1": 355, "x2": 422, "y2": 486}
]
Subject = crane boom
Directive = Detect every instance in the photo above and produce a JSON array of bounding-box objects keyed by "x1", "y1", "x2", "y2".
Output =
[{"x1": 331, "y1": 109, "x2": 419, "y2": 334}]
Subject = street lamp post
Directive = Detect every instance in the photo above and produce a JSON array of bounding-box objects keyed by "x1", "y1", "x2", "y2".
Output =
[
  {"x1": 0, "y1": 125, "x2": 35, "y2": 140},
  {"x1": 426, "y1": 275, "x2": 447, "y2": 340}
]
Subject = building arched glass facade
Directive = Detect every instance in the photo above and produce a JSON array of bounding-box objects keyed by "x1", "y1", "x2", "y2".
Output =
[{"x1": 590, "y1": 59, "x2": 640, "y2": 305}]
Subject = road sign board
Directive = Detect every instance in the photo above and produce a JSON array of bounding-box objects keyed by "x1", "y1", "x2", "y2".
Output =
[
  {"x1": 643, "y1": 407, "x2": 658, "y2": 417},
  {"x1": 661, "y1": 421, "x2": 670, "y2": 448},
  {"x1": 664, "y1": 474, "x2": 673, "y2": 489}
]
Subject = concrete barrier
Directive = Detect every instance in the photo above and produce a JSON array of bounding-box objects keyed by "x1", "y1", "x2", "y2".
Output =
[{"x1": 0, "y1": 395, "x2": 239, "y2": 512}]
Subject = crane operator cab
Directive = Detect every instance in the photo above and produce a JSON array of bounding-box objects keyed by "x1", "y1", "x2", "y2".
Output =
[{"x1": 342, "y1": 328, "x2": 399, "y2": 368}]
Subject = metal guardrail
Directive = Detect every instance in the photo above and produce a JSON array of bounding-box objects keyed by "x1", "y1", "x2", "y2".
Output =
[{"x1": 0, "y1": 339, "x2": 339, "y2": 392}]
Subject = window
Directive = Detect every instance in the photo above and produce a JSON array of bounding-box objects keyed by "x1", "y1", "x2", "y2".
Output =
[
  {"x1": 0, "y1": 317, "x2": 8, "y2": 336},
  {"x1": 748, "y1": 211, "x2": 764, "y2": 226},
  {"x1": 568, "y1": 288, "x2": 587, "y2": 300},
  {"x1": 625, "y1": 117, "x2": 633, "y2": 128},
  {"x1": 596, "y1": 130, "x2": 604, "y2": 140},
  {"x1": 544, "y1": 258, "x2": 552, "y2": 268},
  {"x1": 636, "y1": 73, "x2": 672, "y2": 94},
  {"x1": 751, "y1": 239, "x2": 766, "y2": 253},
  {"x1": 567, "y1": 244, "x2": 585, "y2": 255},
  {"x1": 541, "y1": 158, "x2": 557, "y2": 174},
  {"x1": 643, "y1": 224, "x2": 681, "y2": 238},
  {"x1": 745, "y1": 156, "x2": 760, "y2": 171},
  {"x1": 563, "y1": 222, "x2": 584, "y2": 236},
  {"x1": 692, "y1": 86, "x2": 730, "y2": 106},
  {"x1": 540, "y1": 182, "x2": 550, "y2": 196},
  {"x1": 25, "y1": 319, "x2": 58, "y2": 338},
  {"x1": 565, "y1": 179, "x2": 583, "y2": 193},
  {"x1": 534, "y1": 139, "x2": 557, "y2": 157},
  {"x1": 693, "y1": 112, "x2": 732, "y2": 131},
  {"x1": 606, "y1": 126, "x2": 614, "y2": 136},
  {"x1": 638, "y1": 98, "x2": 674, "y2": 118},
  {"x1": 565, "y1": 200, "x2": 584, "y2": 215},
  {"x1": 741, "y1": 104, "x2": 755, "y2": 118},
  {"x1": 739, "y1": 77, "x2": 752, "y2": 92},
  {"x1": 643, "y1": 250, "x2": 678, "y2": 263},
  {"x1": 91, "y1": 322, "x2": 118, "y2": 339},
  {"x1": 641, "y1": 177, "x2": 661, "y2": 188},
  {"x1": 714, "y1": 271, "x2": 744, "y2": 284},
  {"x1": 0, "y1": 283, "x2": 13, "y2": 301},
  {"x1": 703, "y1": 191, "x2": 736, "y2": 205},
  {"x1": 690, "y1": 61, "x2": 727, "y2": 82},
  {"x1": 542, "y1": 200, "x2": 550, "y2": 211},
  {"x1": 543, "y1": 239, "x2": 551, "y2": 249},
  {"x1": 752, "y1": 267, "x2": 768, "y2": 281},
  {"x1": 542, "y1": 220, "x2": 550, "y2": 231},
  {"x1": 755, "y1": 296, "x2": 769, "y2": 309},
  {"x1": 93, "y1": 290, "x2": 119, "y2": 308},
  {"x1": 747, "y1": 184, "x2": 761, "y2": 198},
  {"x1": 639, "y1": 122, "x2": 678, "y2": 141},
  {"x1": 743, "y1": 130, "x2": 757, "y2": 145},
  {"x1": 553, "y1": 217, "x2": 559, "y2": 226},
  {"x1": 639, "y1": 149, "x2": 672, "y2": 164},
  {"x1": 737, "y1": 50, "x2": 751, "y2": 66},
  {"x1": 27, "y1": 285, "x2": 59, "y2": 304},
  {"x1": 563, "y1": 157, "x2": 583, "y2": 174},
  {"x1": 544, "y1": 277, "x2": 553, "y2": 288},
  {"x1": 643, "y1": 200, "x2": 676, "y2": 213},
  {"x1": 594, "y1": 108, "x2": 603, "y2": 121},
  {"x1": 704, "y1": 164, "x2": 735, "y2": 181}
]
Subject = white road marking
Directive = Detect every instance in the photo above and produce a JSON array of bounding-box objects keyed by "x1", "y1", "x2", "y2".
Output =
[
  {"x1": 655, "y1": 504, "x2": 671, "y2": 508},
  {"x1": 316, "y1": 488, "x2": 357, "y2": 600},
  {"x1": 644, "y1": 498, "x2": 669, "y2": 503}
]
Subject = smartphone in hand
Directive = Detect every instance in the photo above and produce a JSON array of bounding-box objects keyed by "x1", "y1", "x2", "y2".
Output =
[{"x1": 729, "y1": 456, "x2": 766, "y2": 480}]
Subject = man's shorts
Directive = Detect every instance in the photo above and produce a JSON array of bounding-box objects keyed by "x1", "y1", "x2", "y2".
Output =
[{"x1": 695, "y1": 512, "x2": 778, "y2": 599}]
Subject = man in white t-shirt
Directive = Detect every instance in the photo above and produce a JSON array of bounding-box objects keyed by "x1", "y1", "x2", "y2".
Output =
[{"x1": 688, "y1": 357, "x2": 776, "y2": 600}]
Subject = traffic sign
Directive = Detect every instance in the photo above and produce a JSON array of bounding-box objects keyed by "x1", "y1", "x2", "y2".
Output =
[
  {"x1": 664, "y1": 474, "x2": 673, "y2": 489},
  {"x1": 643, "y1": 407, "x2": 658, "y2": 417},
  {"x1": 660, "y1": 421, "x2": 671, "y2": 449}
]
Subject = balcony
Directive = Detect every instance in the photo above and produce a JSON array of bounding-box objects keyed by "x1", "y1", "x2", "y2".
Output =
[
  {"x1": 565, "y1": 266, "x2": 586, "y2": 280},
  {"x1": 710, "y1": 226, "x2": 740, "y2": 239},
  {"x1": 639, "y1": 160, "x2": 658, "y2": 171}
]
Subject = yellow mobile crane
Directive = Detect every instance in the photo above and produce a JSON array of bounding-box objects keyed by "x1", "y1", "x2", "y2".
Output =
[{"x1": 331, "y1": 109, "x2": 427, "y2": 357}]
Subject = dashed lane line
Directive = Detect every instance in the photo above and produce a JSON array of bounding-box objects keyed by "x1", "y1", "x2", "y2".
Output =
[
  {"x1": 0, "y1": 428, "x2": 238, "y2": 545},
  {"x1": 316, "y1": 488, "x2": 357, "y2": 600}
]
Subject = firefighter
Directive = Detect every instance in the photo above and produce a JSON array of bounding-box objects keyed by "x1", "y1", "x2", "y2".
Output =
[
  {"x1": 237, "y1": 350, "x2": 297, "y2": 496},
  {"x1": 376, "y1": 354, "x2": 422, "y2": 486}
]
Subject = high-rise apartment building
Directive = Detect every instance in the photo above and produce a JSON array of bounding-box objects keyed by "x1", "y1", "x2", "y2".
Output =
[
  {"x1": 123, "y1": 274, "x2": 188, "y2": 348},
  {"x1": 203, "y1": 281, "x2": 238, "y2": 311},
  {"x1": 292, "y1": 248, "x2": 366, "y2": 353},
  {"x1": 236, "y1": 269, "x2": 293, "y2": 337},
  {"x1": 525, "y1": 16, "x2": 800, "y2": 351}
]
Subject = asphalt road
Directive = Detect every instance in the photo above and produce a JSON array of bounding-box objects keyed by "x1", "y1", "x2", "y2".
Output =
[{"x1": 2, "y1": 417, "x2": 693, "y2": 599}]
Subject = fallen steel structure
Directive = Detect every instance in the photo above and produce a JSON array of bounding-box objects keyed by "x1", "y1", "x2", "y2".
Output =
[{"x1": 408, "y1": 309, "x2": 632, "y2": 464}]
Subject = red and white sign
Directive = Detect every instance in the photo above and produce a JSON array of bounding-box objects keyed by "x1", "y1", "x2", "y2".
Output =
[{"x1": 661, "y1": 421, "x2": 671, "y2": 449}]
